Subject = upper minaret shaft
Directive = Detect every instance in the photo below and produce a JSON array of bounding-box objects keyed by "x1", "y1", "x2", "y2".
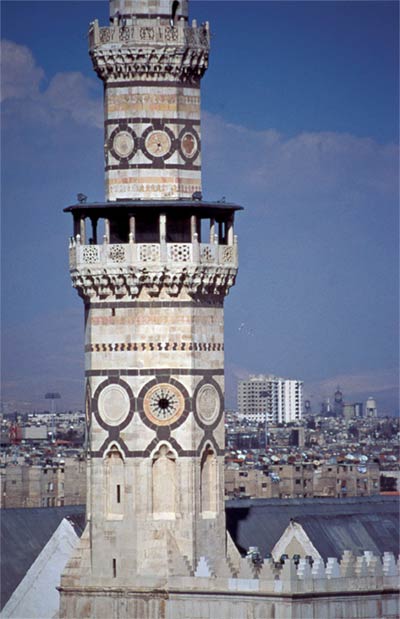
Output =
[{"x1": 89, "y1": 0, "x2": 209, "y2": 201}]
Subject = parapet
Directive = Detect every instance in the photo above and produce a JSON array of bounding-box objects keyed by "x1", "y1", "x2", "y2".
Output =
[{"x1": 187, "y1": 550, "x2": 400, "y2": 595}]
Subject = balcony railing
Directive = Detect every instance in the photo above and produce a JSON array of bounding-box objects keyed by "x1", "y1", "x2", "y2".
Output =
[
  {"x1": 88, "y1": 19, "x2": 210, "y2": 51},
  {"x1": 69, "y1": 237, "x2": 238, "y2": 270}
]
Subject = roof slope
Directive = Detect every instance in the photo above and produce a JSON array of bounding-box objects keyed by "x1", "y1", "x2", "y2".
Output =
[
  {"x1": 0, "y1": 506, "x2": 85, "y2": 609},
  {"x1": 225, "y1": 495, "x2": 400, "y2": 560},
  {"x1": 1, "y1": 518, "x2": 80, "y2": 619},
  {"x1": 297, "y1": 512, "x2": 398, "y2": 560}
]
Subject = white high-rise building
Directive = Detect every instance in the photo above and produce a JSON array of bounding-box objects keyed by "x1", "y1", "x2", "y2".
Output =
[{"x1": 238, "y1": 375, "x2": 303, "y2": 424}]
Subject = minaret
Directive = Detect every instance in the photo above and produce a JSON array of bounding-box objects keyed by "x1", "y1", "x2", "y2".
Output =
[
  {"x1": 60, "y1": 1, "x2": 241, "y2": 616},
  {"x1": 94, "y1": 0, "x2": 206, "y2": 202}
]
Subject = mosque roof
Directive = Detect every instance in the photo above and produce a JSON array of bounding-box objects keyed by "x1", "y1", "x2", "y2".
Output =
[
  {"x1": 0, "y1": 506, "x2": 85, "y2": 609},
  {"x1": 225, "y1": 495, "x2": 400, "y2": 560}
]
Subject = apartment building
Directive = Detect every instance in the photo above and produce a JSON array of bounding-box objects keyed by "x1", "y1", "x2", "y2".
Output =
[
  {"x1": 238, "y1": 375, "x2": 303, "y2": 424},
  {"x1": 0, "y1": 459, "x2": 86, "y2": 508},
  {"x1": 225, "y1": 462, "x2": 380, "y2": 499}
]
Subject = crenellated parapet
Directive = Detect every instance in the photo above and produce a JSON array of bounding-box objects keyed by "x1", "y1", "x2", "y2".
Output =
[
  {"x1": 190, "y1": 549, "x2": 400, "y2": 594},
  {"x1": 89, "y1": 19, "x2": 209, "y2": 83},
  {"x1": 61, "y1": 547, "x2": 400, "y2": 617}
]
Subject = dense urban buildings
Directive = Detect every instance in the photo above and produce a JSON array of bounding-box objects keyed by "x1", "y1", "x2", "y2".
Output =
[
  {"x1": 1, "y1": 405, "x2": 398, "y2": 505},
  {"x1": 238, "y1": 374, "x2": 303, "y2": 424}
]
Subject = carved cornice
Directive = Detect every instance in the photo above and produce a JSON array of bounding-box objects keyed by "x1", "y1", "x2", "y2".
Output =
[
  {"x1": 90, "y1": 45, "x2": 209, "y2": 83},
  {"x1": 71, "y1": 265, "x2": 237, "y2": 301}
]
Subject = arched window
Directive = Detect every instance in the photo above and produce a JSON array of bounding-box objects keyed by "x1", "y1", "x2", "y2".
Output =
[
  {"x1": 105, "y1": 446, "x2": 124, "y2": 519},
  {"x1": 152, "y1": 444, "x2": 176, "y2": 518},
  {"x1": 201, "y1": 446, "x2": 217, "y2": 515}
]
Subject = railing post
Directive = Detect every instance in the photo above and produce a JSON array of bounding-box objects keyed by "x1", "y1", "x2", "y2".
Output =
[
  {"x1": 227, "y1": 216, "x2": 234, "y2": 246},
  {"x1": 160, "y1": 214, "x2": 167, "y2": 262},
  {"x1": 193, "y1": 232, "x2": 200, "y2": 263},
  {"x1": 210, "y1": 218, "x2": 215, "y2": 244},
  {"x1": 129, "y1": 216, "x2": 136, "y2": 243},
  {"x1": 190, "y1": 215, "x2": 197, "y2": 242},
  {"x1": 80, "y1": 218, "x2": 86, "y2": 245},
  {"x1": 234, "y1": 235, "x2": 238, "y2": 266},
  {"x1": 104, "y1": 219, "x2": 110, "y2": 243}
]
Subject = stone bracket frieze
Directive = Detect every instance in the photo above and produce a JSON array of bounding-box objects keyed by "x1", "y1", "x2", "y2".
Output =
[
  {"x1": 90, "y1": 45, "x2": 209, "y2": 83},
  {"x1": 70, "y1": 264, "x2": 237, "y2": 300}
]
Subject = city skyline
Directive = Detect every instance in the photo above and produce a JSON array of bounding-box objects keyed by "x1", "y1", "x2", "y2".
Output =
[{"x1": 1, "y1": 0, "x2": 399, "y2": 413}]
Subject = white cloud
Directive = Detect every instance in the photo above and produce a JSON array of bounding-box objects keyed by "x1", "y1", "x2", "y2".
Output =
[
  {"x1": 44, "y1": 72, "x2": 103, "y2": 128},
  {"x1": 0, "y1": 39, "x2": 102, "y2": 128},
  {"x1": 0, "y1": 40, "x2": 44, "y2": 101},
  {"x1": 202, "y1": 112, "x2": 398, "y2": 207}
]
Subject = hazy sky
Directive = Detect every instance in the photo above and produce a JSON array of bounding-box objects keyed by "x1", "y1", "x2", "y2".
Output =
[{"x1": 1, "y1": 1, "x2": 398, "y2": 414}]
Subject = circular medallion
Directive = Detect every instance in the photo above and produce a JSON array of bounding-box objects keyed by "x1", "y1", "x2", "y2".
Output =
[
  {"x1": 113, "y1": 130, "x2": 135, "y2": 159},
  {"x1": 98, "y1": 384, "x2": 130, "y2": 426},
  {"x1": 145, "y1": 130, "x2": 171, "y2": 158},
  {"x1": 181, "y1": 132, "x2": 197, "y2": 158},
  {"x1": 196, "y1": 383, "x2": 220, "y2": 424},
  {"x1": 143, "y1": 383, "x2": 185, "y2": 426}
]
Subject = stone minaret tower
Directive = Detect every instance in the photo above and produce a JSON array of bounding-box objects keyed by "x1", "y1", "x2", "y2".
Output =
[{"x1": 60, "y1": 0, "x2": 241, "y2": 616}]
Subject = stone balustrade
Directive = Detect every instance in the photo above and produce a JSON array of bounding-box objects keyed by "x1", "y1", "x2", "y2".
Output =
[
  {"x1": 68, "y1": 234, "x2": 238, "y2": 299},
  {"x1": 88, "y1": 19, "x2": 210, "y2": 51},
  {"x1": 69, "y1": 236, "x2": 238, "y2": 270}
]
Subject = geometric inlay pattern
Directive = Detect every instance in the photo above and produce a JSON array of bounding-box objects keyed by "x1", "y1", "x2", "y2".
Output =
[
  {"x1": 221, "y1": 246, "x2": 234, "y2": 263},
  {"x1": 143, "y1": 382, "x2": 185, "y2": 426},
  {"x1": 138, "y1": 244, "x2": 161, "y2": 262},
  {"x1": 108, "y1": 245, "x2": 126, "y2": 262},
  {"x1": 82, "y1": 246, "x2": 100, "y2": 263},
  {"x1": 167, "y1": 243, "x2": 191, "y2": 262}
]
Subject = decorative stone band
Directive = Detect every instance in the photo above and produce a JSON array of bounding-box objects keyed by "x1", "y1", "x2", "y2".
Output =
[
  {"x1": 85, "y1": 341, "x2": 224, "y2": 352},
  {"x1": 89, "y1": 18, "x2": 210, "y2": 84},
  {"x1": 70, "y1": 263, "x2": 237, "y2": 300}
]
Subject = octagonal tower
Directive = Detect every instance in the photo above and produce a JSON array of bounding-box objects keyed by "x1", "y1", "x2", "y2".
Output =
[{"x1": 60, "y1": 1, "x2": 241, "y2": 616}]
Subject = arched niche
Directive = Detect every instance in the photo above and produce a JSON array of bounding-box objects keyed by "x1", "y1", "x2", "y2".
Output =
[
  {"x1": 104, "y1": 444, "x2": 124, "y2": 519},
  {"x1": 152, "y1": 443, "x2": 177, "y2": 519},
  {"x1": 200, "y1": 445, "x2": 217, "y2": 516}
]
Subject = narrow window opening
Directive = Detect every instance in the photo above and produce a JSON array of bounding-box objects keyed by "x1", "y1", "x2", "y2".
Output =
[
  {"x1": 201, "y1": 446, "x2": 217, "y2": 514},
  {"x1": 111, "y1": 308, "x2": 116, "y2": 317},
  {"x1": 106, "y1": 447, "x2": 124, "y2": 518},
  {"x1": 112, "y1": 558, "x2": 117, "y2": 577}
]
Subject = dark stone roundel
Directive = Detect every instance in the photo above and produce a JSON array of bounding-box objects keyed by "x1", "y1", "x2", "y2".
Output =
[
  {"x1": 193, "y1": 377, "x2": 223, "y2": 430},
  {"x1": 92, "y1": 378, "x2": 135, "y2": 431}
]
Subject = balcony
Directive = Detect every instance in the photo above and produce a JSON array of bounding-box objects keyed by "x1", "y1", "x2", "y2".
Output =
[
  {"x1": 88, "y1": 19, "x2": 210, "y2": 51},
  {"x1": 69, "y1": 236, "x2": 238, "y2": 270}
]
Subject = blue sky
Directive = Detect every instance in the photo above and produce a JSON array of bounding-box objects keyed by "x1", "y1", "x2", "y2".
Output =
[{"x1": 1, "y1": 1, "x2": 398, "y2": 414}]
